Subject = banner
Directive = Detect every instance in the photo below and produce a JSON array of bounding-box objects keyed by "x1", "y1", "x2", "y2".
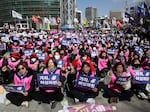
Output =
[
  {"x1": 107, "y1": 49, "x2": 115, "y2": 54},
  {"x1": 59, "y1": 104, "x2": 116, "y2": 112},
  {"x1": 12, "y1": 10, "x2": 22, "y2": 20},
  {"x1": 24, "y1": 49, "x2": 33, "y2": 56},
  {"x1": 32, "y1": 15, "x2": 43, "y2": 24},
  {"x1": 115, "y1": 76, "x2": 131, "y2": 85},
  {"x1": 75, "y1": 75, "x2": 99, "y2": 90},
  {"x1": 37, "y1": 74, "x2": 59, "y2": 87},
  {"x1": 134, "y1": 70, "x2": 150, "y2": 84},
  {"x1": 37, "y1": 53, "x2": 46, "y2": 61},
  {"x1": 0, "y1": 44, "x2": 6, "y2": 50},
  {"x1": 56, "y1": 60, "x2": 64, "y2": 68},
  {"x1": 3, "y1": 84, "x2": 25, "y2": 93}
]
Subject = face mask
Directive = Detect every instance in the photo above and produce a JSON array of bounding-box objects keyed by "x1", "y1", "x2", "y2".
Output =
[
  {"x1": 101, "y1": 56, "x2": 105, "y2": 59},
  {"x1": 93, "y1": 47, "x2": 96, "y2": 51},
  {"x1": 31, "y1": 58, "x2": 37, "y2": 63},
  {"x1": 11, "y1": 57, "x2": 16, "y2": 61},
  {"x1": 54, "y1": 55, "x2": 60, "y2": 60},
  {"x1": 60, "y1": 53, "x2": 64, "y2": 56},
  {"x1": 134, "y1": 64, "x2": 140, "y2": 68}
]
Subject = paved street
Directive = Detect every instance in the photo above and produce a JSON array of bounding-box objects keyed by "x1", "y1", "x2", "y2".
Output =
[{"x1": 0, "y1": 93, "x2": 149, "y2": 112}]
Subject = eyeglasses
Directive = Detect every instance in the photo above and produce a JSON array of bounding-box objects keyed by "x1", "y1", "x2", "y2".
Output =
[{"x1": 18, "y1": 67, "x2": 25, "y2": 71}]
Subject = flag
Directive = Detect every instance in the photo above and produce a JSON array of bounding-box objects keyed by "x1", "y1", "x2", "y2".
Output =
[
  {"x1": 47, "y1": 24, "x2": 50, "y2": 31},
  {"x1": 125, "y1": 12, "x2": 134, "y2": 25},
  {"x1": 12, "y1": 10, "x2": 22, "y2": 19},
  {"x1": 82, "y1": 18, "x2": 88, "y2": 25},
  {"x1": 43, "y1": 17, "x2": 50, "y2": 24},
  {"x1": 116, "y1": 20, "x2": 123, "y2": 28},
  {"x1": 125, "y1": 0, "x2": 129, "y2": 11},
  {"x1": 112, "y1": 17, "x2": 117, "y2": 26},
  {"x1": 137, "y1": 2, "x2": 149, "y2": 16},
  {"x1": 51, "y1": 17, "x2": 57, "y2": 25},
  {"x1": 129, "y1": 17, "x2": 134, "y2": 25},
  {"x1": 32, "y1": 15, "x2": 43, "y2": 24},
  {"x1": 55, "y1": 16, "x2": 60, "y2": 24}
]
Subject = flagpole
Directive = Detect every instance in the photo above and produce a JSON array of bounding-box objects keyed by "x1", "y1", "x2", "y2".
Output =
[{"x1": 26, "y1": 16, "x2": 29, "y2": 29}]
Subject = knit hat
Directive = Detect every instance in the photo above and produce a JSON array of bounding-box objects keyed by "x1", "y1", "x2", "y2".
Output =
[
  {"x1": 11, "y1": 52, "x2": 20, "y2": 59},
  {"x1": 30, "y1": 52, "x2": 37, "y2": 58},
  {"x1": 44, "y1": 47, "x2": 48, "y2": 52},
  {"x1": 26, "y1": 45, "x2": 32, "y2": 49}
]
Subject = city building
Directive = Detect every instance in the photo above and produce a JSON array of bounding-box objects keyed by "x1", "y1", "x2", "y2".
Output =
[
  {"x1": 0, "y1": 0, "x2": 61, "y2": 26},
  {"x1": 61, "y1": 0, "x2": 76, "y2": 25},
  {"x1": 85, "y1": 7, "x2": 98, "y2": 22},
  {"x1": 110, "y1": 10, "x2": 124, "y2": 20}
]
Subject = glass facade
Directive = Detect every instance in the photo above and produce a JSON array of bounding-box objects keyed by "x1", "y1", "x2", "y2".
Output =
[{"x1": 0, "y1": 0, "x2": 61, "y2": 24}]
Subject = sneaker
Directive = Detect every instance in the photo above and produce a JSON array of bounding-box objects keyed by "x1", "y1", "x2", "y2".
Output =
[
  {"x1": 5, "y1": 99, "x2": 11, "y2": 106},
  {"x1": 51, "y1": 101, "x2": 57, "y2": 109},
  {"x1": 74, "y1": 98, "x2": 79, "y2": 103},
  {"x1": 21, "y1": 101, "x2": 29, "y2": 107},
  {"x1": 86, "y1": 98, "x2": 95, "y2": 104},
  {"x1": 108, "y1": 97, "x2": 119, "y2": 103},
  {"x1": 38, "y1": 101, "x2": 42, "y2": 104},
  {"x1": 137, "y1": 92, "x2": 148, "y2": 100}
]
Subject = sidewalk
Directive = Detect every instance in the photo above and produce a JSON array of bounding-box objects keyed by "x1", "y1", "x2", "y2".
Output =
[{"x1": 0, "y1": 93, "x2": 149, "y2": 112}]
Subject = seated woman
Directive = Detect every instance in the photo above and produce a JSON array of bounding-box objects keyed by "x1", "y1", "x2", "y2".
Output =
[
  {"x1": 97, "y1": 51, "x2": 111, "y2": 78},
  {"x1": 32, "y1": 58, "x2": 65, "y2": 109},
  {"x1": 103, "y1": 62, "x2": 133, "y2": 103},
  {"x1": 68, "y1": 62, "x2": 99, "y2": 103},
  {"x1": 5, "y1": 62, "x2": 35, "y2": 107}
]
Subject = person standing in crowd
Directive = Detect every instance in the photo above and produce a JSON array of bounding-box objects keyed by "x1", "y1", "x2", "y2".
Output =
[
  {"x1": 67, "y1": 62, "x2": 99, "y2": 103},
  {"x1": 5, "y1": 62, "x2": 35, "y2": 107},
  {"x1": 103, "y1": 62, "x2": 133, "y2": 103},
  {"x1": 32, "y1": 58, "x2": 65, "y2": 109}
]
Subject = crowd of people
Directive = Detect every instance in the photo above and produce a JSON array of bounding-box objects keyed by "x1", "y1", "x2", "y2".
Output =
[{"x1": 0, "y1": 26, "x2": 150, "y2": 109}]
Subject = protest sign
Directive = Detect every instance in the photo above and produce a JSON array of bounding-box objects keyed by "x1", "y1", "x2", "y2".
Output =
[
  {"x1": 24, "y1": 49, "x2": 33, "y2": 56},
  {"x1": 37, "y1": 53, "x2": 46, "y2": 61},
  {"x1": 3, "y1": 84, "x2": 25, "y2": 93},
  {"x1": 37, "y1": 41, "x2": 43, "y2": 45},
  {"x1": 107, "y1": 49, "x2": 115, "y2": 54},
  {"x1": 75, "y1": 75, "x2": 99, "y2": 90},
  {"x1": 37, "y1": 74, "x2": 59, "y2": 87},
  {"x1": 134, "y1": 46, "x2": 144, "y2": 55},
  {"x1": 115, "y1": 76, "x2": 131, "y2": 85},
  {"x1": 1, "y1": 35, "x2": 10, "y2": 42},
  {"x1": 12, "y1": 48, "x2": 20, "y2": 52},
  {"x1": 0, "y1": 44, "x2": 6, "y2": 50},
  {"x1": 61, "y1": 39, "x2": 71, "y2": 46},
  {"x1": 134, "y1": 70, "x2": 150, "y2": 84},
  {"x1": 56, "y1": 60, "x2": 64, "y2": 68}
]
